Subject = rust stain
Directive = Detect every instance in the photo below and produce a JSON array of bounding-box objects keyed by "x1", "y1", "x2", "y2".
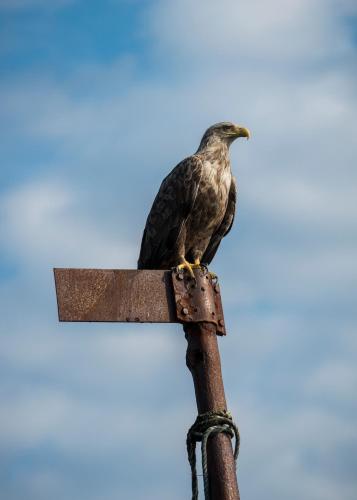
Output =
[{"x1": 171, "y1": 268, "x2": 226, "y2": 335}]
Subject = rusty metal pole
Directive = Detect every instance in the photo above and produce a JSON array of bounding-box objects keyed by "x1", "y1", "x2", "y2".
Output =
[{"x1": 184, "y1": 321, "x2": 240, "y2": 500}]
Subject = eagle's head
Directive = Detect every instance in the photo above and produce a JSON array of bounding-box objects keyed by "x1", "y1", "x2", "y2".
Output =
[{"x1": 198, "y1": 122, "x2": 250, "y2": 150}]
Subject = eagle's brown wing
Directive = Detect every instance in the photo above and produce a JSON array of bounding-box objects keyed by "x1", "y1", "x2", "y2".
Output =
[
  {"x1": 201, "y1": 176, "x2": 237, "y2": 265},
  {"x1": 138, "y1": 155, "x2": 204, "y2": 269}
]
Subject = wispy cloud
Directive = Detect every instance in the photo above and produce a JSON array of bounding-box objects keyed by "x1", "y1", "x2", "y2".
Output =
[
  {"x1": 149, "y1": 0, "x2": 356, "y2": 65},
  {"x1": 1, "y1": 180, "x2": 137, "y2": 268}
]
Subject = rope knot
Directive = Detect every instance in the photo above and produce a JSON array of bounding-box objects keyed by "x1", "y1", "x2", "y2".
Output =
[{"x1": 186, "y1": 410, "x2": 239, "y2": 500}]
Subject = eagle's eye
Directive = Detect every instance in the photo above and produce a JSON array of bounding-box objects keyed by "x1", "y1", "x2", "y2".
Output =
[{"x1": 222, "y1": 125, "x2": 231, "y2": 131}]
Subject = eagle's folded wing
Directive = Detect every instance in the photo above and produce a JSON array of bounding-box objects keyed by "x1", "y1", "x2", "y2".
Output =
[{"x1": 138, "y1": 156, "x2": 203, "y2": 269}]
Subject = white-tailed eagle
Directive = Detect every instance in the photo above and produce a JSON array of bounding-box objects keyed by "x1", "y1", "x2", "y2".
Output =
[{"x1": 138, "y1": 122, "x2": 250, "y2": 276}]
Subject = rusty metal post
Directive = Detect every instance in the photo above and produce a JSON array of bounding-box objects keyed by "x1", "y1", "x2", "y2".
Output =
[
  {"x1": 169, "y1": 267, "x2": 241, "y2": 500},
  {"x1": 184, "y1": 321, "x2": 240, "y2": 500}
]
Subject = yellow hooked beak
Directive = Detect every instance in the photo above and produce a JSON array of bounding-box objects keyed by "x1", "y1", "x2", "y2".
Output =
[{"x1": 234, "y1": 125, "x2": 250, "y2": 139}]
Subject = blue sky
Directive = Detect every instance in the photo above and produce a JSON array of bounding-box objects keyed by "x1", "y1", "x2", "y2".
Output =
[{"x1": 1, "y1": 1, "x2": 357, "y2": 499}]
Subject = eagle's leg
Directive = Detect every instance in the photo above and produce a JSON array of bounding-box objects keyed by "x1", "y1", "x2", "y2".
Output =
[
  {"x1": 177, "y1": 257, "x2": 196, "y2": 278},
  {"x1": 192, "y1": 258, "x2": 210, "y2": 272}
]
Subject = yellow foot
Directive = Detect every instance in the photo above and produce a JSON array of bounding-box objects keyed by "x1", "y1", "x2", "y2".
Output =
[
  {"x1": 191, "y1": 259, "x2": 202, "y2": 269},
  {"x1": 177, "y1": 259, "x2": 210, "y2": 279},
  {"x1": 177, "y1": 259, "x2": 195, "y2": 278},
  {"x1": 193, "y1": 260, "x2": 213, "y2": 276}
]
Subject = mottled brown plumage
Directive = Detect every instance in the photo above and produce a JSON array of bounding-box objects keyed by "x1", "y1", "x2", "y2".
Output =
[{"x1": 138, "y1": 122, "x2": 250, "y2": 271}]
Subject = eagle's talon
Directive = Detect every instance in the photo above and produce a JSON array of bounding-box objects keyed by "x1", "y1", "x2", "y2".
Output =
[
  {"x1": 200, "y1": 263, "x2": 209, "y2": 274},
  {"x1": 177, "y1": 259, "x2": 195, "y2": 279}
]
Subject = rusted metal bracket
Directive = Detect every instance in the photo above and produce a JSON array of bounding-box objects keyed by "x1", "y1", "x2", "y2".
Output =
[{"x1": 171, "y1": 268, "x2": 226, "y2": 336}]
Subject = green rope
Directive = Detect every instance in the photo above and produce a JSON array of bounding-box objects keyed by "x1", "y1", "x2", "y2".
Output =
[{"x1": 186, "y1": 410, "x2": 240, "y2": 500}]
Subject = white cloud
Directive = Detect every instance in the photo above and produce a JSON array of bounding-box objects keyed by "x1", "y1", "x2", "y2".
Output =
[
  {"x1": 1, "y1": 179, "x2": 137, "y2": 268},
  {"x1": 149, "y1": 0, "x2": 355, "y2": 64},
  {"x1": 244, "y1": 176, "x2": 357, "y2": 228},
  {"x1": 306, "y1": 360, "x2": 357, "y2": 402},
  {"x1": 235, "y1": 395, "x2": 357, "y2": 500}
]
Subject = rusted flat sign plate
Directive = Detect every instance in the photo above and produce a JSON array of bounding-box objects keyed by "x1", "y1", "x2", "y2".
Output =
[{"x1": 54, "y1": 268, "x2": 176, "y2": 323}]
